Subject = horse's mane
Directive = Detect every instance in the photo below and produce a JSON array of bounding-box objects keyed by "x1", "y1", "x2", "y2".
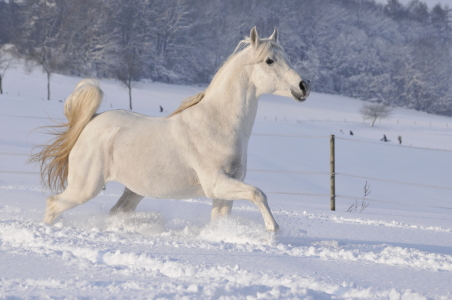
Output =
[
  {"x1": 166, "y1": 38, "x2": 279, "y2": 118},
  {"x1": 166, "y1": 91, "x2": 205, "y2": 118}
]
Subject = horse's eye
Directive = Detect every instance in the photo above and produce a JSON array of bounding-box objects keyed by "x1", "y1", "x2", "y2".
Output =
[{"x1": 266, "y1": 58, "x2": 275, "y2": 65}]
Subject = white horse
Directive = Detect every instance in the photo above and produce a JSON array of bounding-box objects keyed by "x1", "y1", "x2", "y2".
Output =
[{"x1": 32, "y1": 27, "x2": 310, "y2": 232}]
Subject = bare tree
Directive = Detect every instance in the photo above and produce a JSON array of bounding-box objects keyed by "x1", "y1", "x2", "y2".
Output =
[
  {"x1": 113, "y1": 49, "x2": 144, "y2": 110},
  {"x1": 0, "y1": 44, "x2": 16, "y2": 94},
  {"x1": 27, "y1": 46, "x2": 60, "y2": 100},
  {"x1": 360, "y1": 103, "x2": 394, "y2": 126},
  {"x1": 347, "y1": 181, "x2": 370, "y2": 213},
  {"x1": 108, "y1": 0, "x2": 151, "y2": 110}
]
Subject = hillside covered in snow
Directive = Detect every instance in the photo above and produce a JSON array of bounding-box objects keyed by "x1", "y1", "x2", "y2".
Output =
[{"x1": 0, "y1": 65, "x2": 452, "y2": 299}]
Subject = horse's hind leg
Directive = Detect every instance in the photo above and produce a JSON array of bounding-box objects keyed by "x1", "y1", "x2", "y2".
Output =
[
  {"x1": 43, "y1": 179, "x2": 104, "y2": 224},
  {"x1": 43, "y1": 152, "x2": 106, "y2": 223},
  {"x1": 110, "y1": 187, "x2": 144, "y2": 214},
  {"x1": 211, "y1": 199, "x2": 233, "y2": 220}
]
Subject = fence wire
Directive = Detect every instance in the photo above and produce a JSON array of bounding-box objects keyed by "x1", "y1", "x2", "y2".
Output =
[
  {"x1": 0, "y1": 152, "x2": 30, "y2": 157},
  {"x1": 267, "y1": 192, "x2": 330, "y2": 197},
  {"x1": 1, "y1": 133, "x2": 451, "y2": 211},
  {"x1": 252, "y1": 133, "x2": 329, "y2": 138},
  {"x1": 248, "y1": 169, "x2": 329, "y2": 176},
  {"x1": 335, "y1": 136, "x2": 452, "y2": 153},
  {"x1": 336, "y1": 172, "x2": 452, "y2": 191},
  {"x1": 337, "y1": 195, "x2": 452, "y2": 210},
  {"x1": 0, "y1": 170, "x2": 39, "y2": 175}
]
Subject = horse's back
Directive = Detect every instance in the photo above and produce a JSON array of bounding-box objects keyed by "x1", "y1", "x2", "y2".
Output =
[{"x1": 93, "y1": 109, "x2": 160, "y2": 128}]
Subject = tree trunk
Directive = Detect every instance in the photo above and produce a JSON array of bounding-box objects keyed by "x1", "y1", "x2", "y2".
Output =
[
  {"x1": 371, "y1": 116, "x2": 377, "y2": 127},
  {"x1": 0, "y1": 75, "x2": 3, "y2": 94},
  {"x1": 128, "y1": 84, "x2": 132, "y2": 110},
  {"x1": 47, "y1": 71, "x2": 51, "y2": 100}
]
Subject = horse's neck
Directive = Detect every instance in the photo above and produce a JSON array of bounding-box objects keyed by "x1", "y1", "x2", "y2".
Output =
[{"x1": 199, "y1": 63, "x2": 259, "y2": 138}]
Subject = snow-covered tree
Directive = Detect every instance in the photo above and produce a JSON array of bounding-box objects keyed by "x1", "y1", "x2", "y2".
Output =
[
  {"x1": 1, "y1": 0, "x2": 451, "y2": 116},
  {"x1": 360, "y1": 103, "x2": 394, "y2": 127},
  {"x1": 14, "y1": 0, "x2": 66, "y2": 100}
]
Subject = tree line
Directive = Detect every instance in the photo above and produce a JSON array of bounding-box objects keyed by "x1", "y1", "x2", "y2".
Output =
[{"x1": 0, "y1": 0, "x2": 451, "y2": 115}]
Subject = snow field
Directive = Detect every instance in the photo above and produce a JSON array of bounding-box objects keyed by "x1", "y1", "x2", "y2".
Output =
[
  {"x1": 1, "y1": 65, "x2": 452, "y2": 299},
  {"x1": 0, "y1": 201, "x2": 442, "y2": 299}
]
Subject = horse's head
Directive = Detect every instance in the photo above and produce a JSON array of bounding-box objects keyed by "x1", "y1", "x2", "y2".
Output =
[{"x1": 248, "y1": 27, "x2": 310, "y2": 102}]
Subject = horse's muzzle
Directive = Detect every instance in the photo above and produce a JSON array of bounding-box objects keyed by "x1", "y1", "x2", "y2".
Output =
[{"x1": 291, "y1": 79, "x2": 311, "y2": 102}]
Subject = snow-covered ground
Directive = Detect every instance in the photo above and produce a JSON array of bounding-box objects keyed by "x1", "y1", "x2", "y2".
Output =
[{"x1": 1, "y1": 65, "x2": 452, "y2": 299}]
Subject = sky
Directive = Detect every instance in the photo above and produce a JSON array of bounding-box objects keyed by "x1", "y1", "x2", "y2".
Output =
[{"x1": 376, "y1": 0, "x2": 452, "y2": 7}]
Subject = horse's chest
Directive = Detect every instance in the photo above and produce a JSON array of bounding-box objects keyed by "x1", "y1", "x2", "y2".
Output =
[
  {"x1": 223, "y1": 155, "x2": 242, "y2": 171},
  {"x1": 218, "y1": 147, "x2": 246, "y2": 177},
  {"x1": 185, "y1": 126, "x2": 249, "y2": 178},
  {"x1": 218, "y1": 137, "x2": 248, "y2": 173}
]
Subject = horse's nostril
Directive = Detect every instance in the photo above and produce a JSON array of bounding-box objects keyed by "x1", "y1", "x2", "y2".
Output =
[{"x1": 299, "y1": 81, "x2": 306, "y2": 94}]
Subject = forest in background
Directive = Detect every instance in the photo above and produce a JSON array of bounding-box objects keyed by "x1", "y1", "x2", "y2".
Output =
[{"x1": 0, "y1": 0, "x2": 451, "y2": 115}]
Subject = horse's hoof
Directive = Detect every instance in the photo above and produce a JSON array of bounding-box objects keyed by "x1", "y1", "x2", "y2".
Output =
[
  {"x1": 43, "y1": 215, "x2": 55, "y2": 224},
  {"x1": 266, "y1": 222, "x2": 280, "y2": 233},
  {"x1": 43, "y1": 210, "x2": 59, "y2": 224}
]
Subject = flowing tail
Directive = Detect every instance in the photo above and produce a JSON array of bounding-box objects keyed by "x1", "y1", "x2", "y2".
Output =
[{"x1": 29, "y1": 79, "x2": 104, "y2": 193}]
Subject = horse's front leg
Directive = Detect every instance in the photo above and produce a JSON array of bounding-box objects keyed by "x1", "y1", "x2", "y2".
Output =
[
  {"x1": 211, "y1": 199, "x2": 233, "y2": 220},
  {"x1": 204, "y1": 174, "x2": 279, "y2": 232}
]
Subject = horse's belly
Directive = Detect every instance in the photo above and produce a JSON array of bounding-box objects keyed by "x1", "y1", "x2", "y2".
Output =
[
  {"x1": 143, "y1": 163, "x2": 203, "y2": 198},
  {"x1": 111, "y1": 155, "x2": 204, "y2": 199},
  {"x1": 142, "y1": 182, "x2": 204, "y2": 200},
  {"x1": 126, "y1": 177, "x2": 204, "y2": 200}
]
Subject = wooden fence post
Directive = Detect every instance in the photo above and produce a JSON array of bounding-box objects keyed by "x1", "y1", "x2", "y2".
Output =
[{"x1": 330, "y1": 135, "x2": 336, "y2": 211}]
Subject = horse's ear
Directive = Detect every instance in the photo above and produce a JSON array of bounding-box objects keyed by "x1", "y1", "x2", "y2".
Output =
[
  {"x1": 269, "y1": 28, "x2": 278, "y2": 43},
  {"x1": 250, "y1": 26, "x2": 261, "y2": 49}
]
